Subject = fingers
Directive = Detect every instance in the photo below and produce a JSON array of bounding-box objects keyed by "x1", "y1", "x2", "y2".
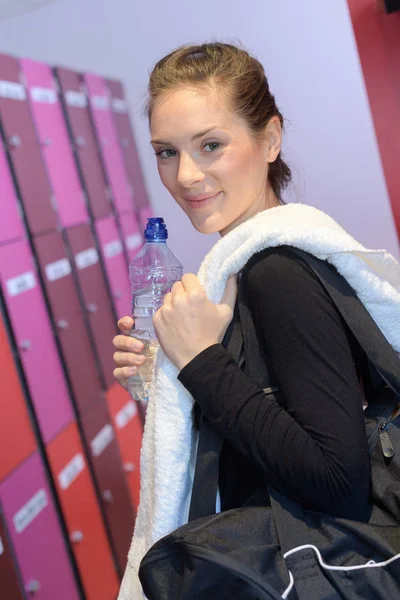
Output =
[
  {"x1": 181, "y1": 273, "x2": 203, "y2": 292},
  {"x1": 113, "y1": 365, "x2": 137, "y2": 385},
  {"x1": 113, "y1": 351, "x2": 145, "y2": 367},
  {"x1": 112, "y1": 333, "x2": 144, "y2": 352},
  {"x1": 117, "y1": 316, "x2": 134, "y2": 333}
]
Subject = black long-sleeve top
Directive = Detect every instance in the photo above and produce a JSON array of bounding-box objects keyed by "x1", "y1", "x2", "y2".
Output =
[{"x1": 178, "y1": 247, "x2": 371, "y2": 521}]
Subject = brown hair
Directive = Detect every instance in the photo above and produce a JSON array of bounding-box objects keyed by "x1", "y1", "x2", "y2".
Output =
[{"x1": 145, "y1": 42, "x2": 291, "y2": 202}]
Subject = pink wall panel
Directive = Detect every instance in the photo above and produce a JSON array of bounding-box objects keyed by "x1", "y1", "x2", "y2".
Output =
[
  {"x1": 119, "y1": 211, "x2": 143, "y2": 262},
  {"x1": 0, "y1": 137, "x2": 24, "y2": 245}
]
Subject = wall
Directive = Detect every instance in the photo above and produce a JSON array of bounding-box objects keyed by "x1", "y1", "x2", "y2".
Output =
[{"x1": 0, "y1": 0, "x2": 398, "y2": 272}]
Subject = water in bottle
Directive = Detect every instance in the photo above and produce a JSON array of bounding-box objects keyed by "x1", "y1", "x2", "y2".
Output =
[{"x1": 128, "y1": 217, "x2": 183, "y2": 403}]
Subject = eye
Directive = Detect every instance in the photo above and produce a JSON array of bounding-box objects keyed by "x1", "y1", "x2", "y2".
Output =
[
  {"x1": 203, "y1": 141, "x2": 221, "y2": 152},
  {"x1": 155, "y1": 148, "x2": 177, "y2": 159}
]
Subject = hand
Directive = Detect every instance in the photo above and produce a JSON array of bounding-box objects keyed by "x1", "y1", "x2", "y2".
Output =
[
  {"x1": 112, "y1": 316, "x2": 146, "y2": 390},
  {"x1": 153, "y1": 273, "x2": 237, "y2": 371}
]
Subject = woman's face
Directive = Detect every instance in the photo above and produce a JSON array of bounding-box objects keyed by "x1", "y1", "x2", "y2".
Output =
[{"x1": 150, "y1": 84, "x2": 281, "y2": 236}]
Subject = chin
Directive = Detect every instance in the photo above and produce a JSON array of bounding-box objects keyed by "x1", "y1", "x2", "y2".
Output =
[{"x1": 187, "y1": 213, "x2": 226, "y2": 236}]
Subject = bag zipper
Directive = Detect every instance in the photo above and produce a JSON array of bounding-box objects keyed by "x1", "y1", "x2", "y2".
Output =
[{"x1": 378, "y1": 403, "x2": 400, "y2": 459}]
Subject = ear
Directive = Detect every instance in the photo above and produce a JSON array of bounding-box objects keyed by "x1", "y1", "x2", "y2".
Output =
[{"x1": 265, "y1": 115, "x2": 282, "y2": 163}]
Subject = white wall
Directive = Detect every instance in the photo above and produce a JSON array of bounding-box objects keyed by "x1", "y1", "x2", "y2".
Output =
[{"x1": 0, "y1": 0, "x2": 398, "y2": 273}]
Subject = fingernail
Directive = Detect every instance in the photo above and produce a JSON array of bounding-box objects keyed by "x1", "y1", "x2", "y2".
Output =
[
  {"x1": 133, "y1": 341, "x2": 143, "y2": 351},
  {"x1": 129, "y1": 366, "x2": 137, "y2": 375}
]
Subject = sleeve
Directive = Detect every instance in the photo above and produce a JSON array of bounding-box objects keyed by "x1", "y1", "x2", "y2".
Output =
[{"x1": 178, "y1": 247, "x2": 371, "y2": 519}]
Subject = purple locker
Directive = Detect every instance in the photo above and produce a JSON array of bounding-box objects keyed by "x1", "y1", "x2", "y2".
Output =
[
  {"x1": 94, "y1": 215, "x2": 131, "y2": 318},
  {"x1": 34, "y1": 231, "x2": 105, "y2": 414},
  {"x1": 20, "y1": 59, "x2": 89, "y2": 228},
  {"x1": 84, "y1": 73, "x2": 133, "y2": 215},
  {"x1": 0, "y1": 53, "x2": 58, "y2": 235},
  {"x1": 107, "y1": 78, "x2": 150, "y2": 209},
  {"x1": 64, "y1": 224, "x2": 117, "y2": 388},
  {"x1": 0, "y1": 137, "x2": 25, "y2": 246},
  {"x1": 0, "y1": 452, "x2": 80, "y2": 600},
  {"x1": 54, "y1": 67, "x2": 111, "y2": 220},
  {"x1": 0, "y1": 240, "x2": 74, "y2": 443},
  {"x1": 118, "y1": 211, "x2": 143, "y2": 262}
]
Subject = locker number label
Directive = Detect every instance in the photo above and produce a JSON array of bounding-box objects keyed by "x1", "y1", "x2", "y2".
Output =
[
  {"x1": 30, "y1": 87, "x2": 57, "y2": 104},
  {"x1": 13, "y1": 489, "x2": 48, "y2": 534},
  {"x1": 45, "y1": 258, "x2": 72, "y2": 282},
  {"x1": 91, "y1": 424, "x2": 115, "y2": 457},
  {"x1": 0, "y1": 80, "x2": 26, "y2": 101},
  {"x1": 6, "y1": 271, "x2": 36, "y2": 297},
  {"x1": 75, "y1": 247, "x2": 99, "y2": 270},
  {"x1": 125, "y1": 233, "x2": 142, "y2": 251},
  {"x1": 112, "y1": 98, "x2": 128, "y2": 113},
  {"x1": 65, "y1": 90, "x2": 87, "y2": 108},
  {"x1": 58, "y1": 454, "x2": 85, "y2": 490},
  {"x1": 0, "y1": 536, "x2": 3, "y2": 556},
  {"x1": 91, "y1": 95, "x2": 110, "y2": 110},
  {"x1": 104, "y1": 239, "x2": 123, "y2": 258},
  {"x1": 115, "y1": 401, "x2": 137, "y2": 429}
]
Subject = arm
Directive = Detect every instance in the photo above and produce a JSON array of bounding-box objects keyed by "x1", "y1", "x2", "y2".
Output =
[{"x1": 178, "y1": 247, "x2": 371, "y2": 519}]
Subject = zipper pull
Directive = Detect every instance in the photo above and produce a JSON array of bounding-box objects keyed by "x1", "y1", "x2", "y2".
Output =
[{"x1": 379, "y1": 423, "x2": 395, "y2": 459}]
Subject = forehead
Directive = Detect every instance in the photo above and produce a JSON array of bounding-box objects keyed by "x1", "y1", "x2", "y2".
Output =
[{"x1": 150, "y1": 85, "x2": 244, "y2": 137}]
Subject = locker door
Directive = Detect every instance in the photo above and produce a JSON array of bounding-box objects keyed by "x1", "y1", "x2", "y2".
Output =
[
  {"x1": 94, "y1": 215, "x2": 131, "y2": 318},
  {"x1": 84, "y1": 73, "x2": 133, "y2": 215},
  {"x1": 0, "y1": 240, "x2": 74, "y2": 444},
  {"x1": 106, "y1": 383, "x2": 142, "y2": 510},
  {"x1": 138, "y1": 205, "x2": 154, "y2": 233},
  {"x1": 47, "y1": 421, "x2": 119, "y2": 600},
  {"x1": 119, "y1": 211, "x2": 142, "y2": 262},
  {"x1": 21, "y1": 59, "x2": 88, "y2": 228},
  {"x1": 0, "y1": 136, "x2": 24, "y2": 246},
  {"x1": 0, "y1": 510, "x2": 26, "y2": 600},
  {"x1": 0, "y1": 54, "x2": 57, "y2": 235},
  {"x1": 0, "y1": 452, "x2": 80, "y2": 600},
  {"x1": 65, "y1": 224, "x2": 116, "y2": 388},
  {"x1": 107, "y1": 78, "x2": 150, "y2": 209},
  {"x1": 34, "y1": 231, "x2": 104, "y2": 414},
  {"x1": 80, "y1": 400, "x2": 135, "y2": 573},
  {"x1": 0, "y1": 306, "x2": 36, "y2": 482}
]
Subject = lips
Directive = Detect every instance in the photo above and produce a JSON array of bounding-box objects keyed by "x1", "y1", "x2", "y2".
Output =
[{"x1": 183, "y1": 192, "x2": 221, "y2": 203}]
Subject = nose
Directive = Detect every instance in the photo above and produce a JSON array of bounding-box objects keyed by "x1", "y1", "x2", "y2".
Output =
[{"x1": 177, "y1": 152, "x2": 205, "y2": 187}]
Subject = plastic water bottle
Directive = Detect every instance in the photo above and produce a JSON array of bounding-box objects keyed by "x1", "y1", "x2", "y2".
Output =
[{"x1": 128, "y1": 217, "x2": 183, "y2": 403}]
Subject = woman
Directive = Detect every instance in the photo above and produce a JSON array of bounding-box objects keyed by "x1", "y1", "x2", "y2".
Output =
[{"x1": 113, "y1": 42, "x2": 400, "y2": 598}]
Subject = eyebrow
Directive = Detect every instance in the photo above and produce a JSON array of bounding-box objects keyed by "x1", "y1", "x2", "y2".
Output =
[{"x1": 150, "y1": 126, "x2": 219, "y2": 145}]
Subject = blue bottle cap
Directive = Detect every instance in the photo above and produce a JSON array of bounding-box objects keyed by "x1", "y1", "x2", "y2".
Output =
[{"x1": 144, "y1": 217, "x2": 168, "y2": 240}]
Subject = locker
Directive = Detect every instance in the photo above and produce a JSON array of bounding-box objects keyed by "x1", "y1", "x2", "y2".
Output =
[
  {"x1": 118, "y1": 210, "x2": 143, "y2": 262},
  {"x1": 0, "y1": 136, "x2": 25, "y2": 246},
  {"x1": 0, "y1": 306, "x2": 36, "y2": 482},
  {"x1": 84, "y1": 73, "x2": 133, "y2": 215},
  {"x1": 0, "y1": 53, "x2": 57, "y2": 235},
  {"x1": 21, "y1": 59, "x2": 89, "y2": 228},
  {"x1": 138, "y1": 205, "x2": 154, "y2": 233},
  {"x1": 0, "y1": 452, "x2": 80, "y2": 600},
  {"x1": 34, "y1": 230, "x2": 104, "y2": 414},
  {"x1": 64, "y1": 223, "x2": 117, "y2": 388},
  {"x1": 94, "y1": 215, "x2": 131, "y2": 318},
  {"x1": 54, "y1": 67, "x2": 110, "y2": 219},
  {"x1": 106, "y1": 383, "x2": 143, "y2": 510},
  {"x1": 0, "y1": 240, "x2": 74, "y2": 444},
  {"x1": 80, "y1": 399, "x2": 135, "y2": 573},
  {"x1": 46, "y1": 421, "x2": 119, "y2": 600},
  {"x1": 0, "y1": 510, "x2": 26, "y2": 600},
  {"x1": 107, "y1": 78, "x2": 150, "y2": 209}
]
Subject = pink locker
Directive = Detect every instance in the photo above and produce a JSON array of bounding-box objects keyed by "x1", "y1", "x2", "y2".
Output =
[
  {"x1": 0, "y1": 137, "x2": 25, "y2": 246},
  {"x1": 138, "y1": 205, "x2": 154, "y2": 233},
  {"x1": 107, "y1": 78, "x2": 150, "y2": 209},
  {"x1": 54, "y1": 67, "x2": 111, "y2": 219},
  {"x1": 118, "y1": 211, "x2": 143, "y2": 262},
  {"x1": 0, "y1": 53, "x2": 58, "y2": 235},
  {"x1": 20, "y1": 59, "x2": 89, "y2": 228},
  {"x1": 0, "y1": 240, "x2": 74, "y2": 443},
  {"x1": 94, "y1": 215, "x2": 131, "y2": 318},
  {"x1": 0, "y1": 452, "x2": 80, "y2": 600},
  {"x1": 84, "y1": 73, "x2": 133, "y2": 215}
]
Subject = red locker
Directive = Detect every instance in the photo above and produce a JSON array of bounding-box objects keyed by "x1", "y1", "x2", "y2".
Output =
[
  {"x1": 118, "y1": 210, "x2": 143, "y2": 262},
  {"x1": 0, "y1": 136, "x2": 25, "y2": 246},
  {"x1": 34, "y1": 230, "x2": 104, "y2": 414},
  {"x1": 0, "y1": 53, "x2": 57, "y2": 235},
  {"x1": 64, "y1": 223, "x2": 117, "y2": 388},
  {"x1": 47, "y1": 421, "x2": 119, "y2": 600},
  {"x1": 0, "y1": 510, "x2": 26, "y2": 600},
  {"x1": 106, "y1": 383, "x2": 143, "y2": 510},
  {"x1": 0, "y1": 307, "x2": 36, "y2": 482},
  {"x1": 21, "y1": 59, "x2": 89, "y2": 228},
  {"x1": 54, "y1": 67, "x2": 111, "y2": 219},
  {"x1": 107, "y1": 78, "x2": 150, "y2": 209},
  {"x1": 80, "y1": 399, "x2": 136, "y2": 573}
]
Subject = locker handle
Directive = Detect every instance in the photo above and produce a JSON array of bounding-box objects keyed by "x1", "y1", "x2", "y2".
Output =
[
  {"x1": 41, "y1": 137, "x2": 52, "y2": 147},
  {"x1": 25, "y1": 579, "x2": 41, "y2": 593},
  {"x1": 70, "y1": 530, "x2": 84, "y2": 543},
  {"x1": 124, "y1": 462, "x2": 135, "y2": 473},
  {"x1": 57, "y1": 319, "x2": 69, "y2": 330},
  {"x1": 75, "y1": 136, "x2": 86, "y2": 147},
  {"x1": 9, "y1": 134, "x2": 21, "y2": 148},
  {"x1": 87, "y1": 303, "x2": 98, "y2": 313},
  {"x1": 102, "y1": 489, "x2": 114, "y2": 503},
  {"x1": 19, "y1": 339, "x2": 32, "y2": 351}
]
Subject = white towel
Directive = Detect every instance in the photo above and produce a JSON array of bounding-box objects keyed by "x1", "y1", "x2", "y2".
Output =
[{"x1": 118, "y1": 203, "x2": 400, "y2": 600}]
